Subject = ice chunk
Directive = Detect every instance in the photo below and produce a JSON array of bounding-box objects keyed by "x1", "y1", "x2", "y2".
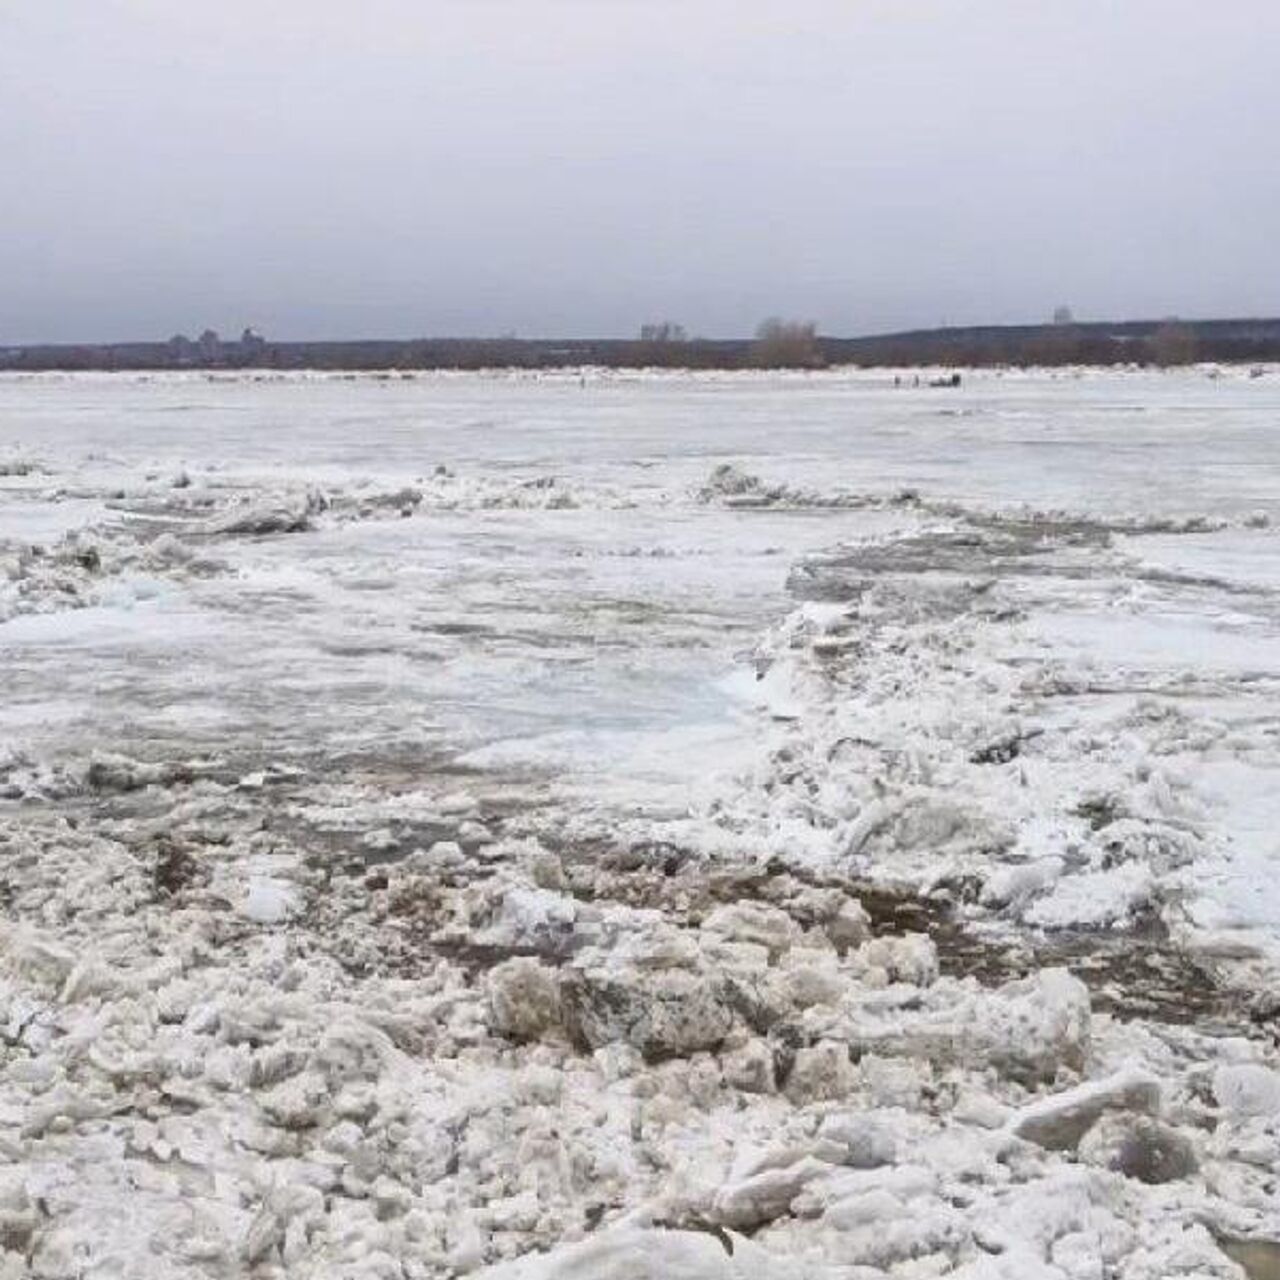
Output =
[
  {"x1": 1213, "y1": 1063, "x2": 1280, "y2": 1119},
  {"x1": 241, "y1": 877, "x2": 297, "y2": 925},
  {"x1": 486, "y1": 958, "x2": 564, "y2": 1043},
  {"x1": 1009, "y1": 1067, "x2": 1163, "y2": 1150},
  {"x1": 472, "y1": 1225, "x2": 821, "y2": 1279},
  {"x1": 1078, "y1": 1114, "x2": 1198, "y2": 1184}
]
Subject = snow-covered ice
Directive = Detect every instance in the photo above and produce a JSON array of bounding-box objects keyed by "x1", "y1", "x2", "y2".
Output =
[{"x1": 0, "y1": 366, "x2": 1278, "y2": 1279}]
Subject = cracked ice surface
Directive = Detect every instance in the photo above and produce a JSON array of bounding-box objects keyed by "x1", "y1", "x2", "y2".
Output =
[{"x1": 0, "y1": 367, "x2": 1279, "y2": 1279}]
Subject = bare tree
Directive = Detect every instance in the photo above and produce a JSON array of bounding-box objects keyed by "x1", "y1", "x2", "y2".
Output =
[
  {"x1": 638, "y1": 322, "x2": 687, "y2": 344},
  {"x1": 751, "y1": 318, "x2": 823, "y2": 368},
  {"x1": 1147, "y1": 320, "x2": 1197, "y2": 367},
  {"x1": 197, "y1": 329, "x2": 223, "y2": 364}
]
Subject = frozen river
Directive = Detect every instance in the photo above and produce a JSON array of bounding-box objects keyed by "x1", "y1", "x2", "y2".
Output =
[
  {"x1": 3, "y1": 368, "x2": 1278, "y2": 935},
  {"x1": 0, "y1": 368, "x2": 1278, "y2": 1279}
]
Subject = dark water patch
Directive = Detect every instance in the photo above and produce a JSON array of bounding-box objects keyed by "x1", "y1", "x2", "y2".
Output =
[
  {"x1": 862, "y1": 878, "x2": 1246, "y2": 1030},
  {"x1": 1219, "y1": 1238, "x2": 1280, "y2": 1280},
  {"x1": 765, "y1": 863, "x2": 1256, "y2": 1034},
  {"x1": 295, "y1": 818, "x2": 474, "y2": 876},
  {"x1": 547, "y1": 842, "x2": 1250, "y2": 1030},
  {"x1": 1035, "y1": 930, "x2": 1231, "y2": 1027},
  {"x1": 435, "y1": 937, "x2": 586, "y2": 977}
]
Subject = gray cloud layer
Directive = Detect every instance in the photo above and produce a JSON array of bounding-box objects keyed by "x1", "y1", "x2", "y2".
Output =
[{"x1": 3, "y1": 1, "x2": 1278, "y2": 342}]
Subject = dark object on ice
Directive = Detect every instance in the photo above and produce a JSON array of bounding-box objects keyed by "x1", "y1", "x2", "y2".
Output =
[
  {"x1": 970, "y1": 728, "x2": 1043, "y2": 765},
  {"x1": 929, "y1": 372, "x2": 962, "y2": 388},
  {"x1": 1248, "y1": 990, "x2": 1280, "y2": 1045},
  {"x1": 1074, "y1": 793, "x2": 1126, "y2": 832},
  {"x1": 72, "y1": 545, "x2": 101, "y2": 572},
  {"x1": 152, "y1": 839, "x2": 201, "y2": 898}
]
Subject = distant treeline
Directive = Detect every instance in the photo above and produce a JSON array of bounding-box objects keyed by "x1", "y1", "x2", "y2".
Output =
[{"x1": 4, "y1": 317, "x2": 1280, "y2": 372}]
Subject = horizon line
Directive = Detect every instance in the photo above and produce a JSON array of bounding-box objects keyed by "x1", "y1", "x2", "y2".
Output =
[{"x1": 7, "y1": 312, "x2": 1280, "y2": 351}]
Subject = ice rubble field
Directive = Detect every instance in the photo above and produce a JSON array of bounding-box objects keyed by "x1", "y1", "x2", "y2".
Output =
[{"x1": 0, "y1": 366, "x2": 1278, "y2": 1279}]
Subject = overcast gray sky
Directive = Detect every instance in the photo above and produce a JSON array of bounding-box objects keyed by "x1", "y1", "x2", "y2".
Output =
[{"x1": 3, "y1": 1, "x2": 1278, "y2": 343}]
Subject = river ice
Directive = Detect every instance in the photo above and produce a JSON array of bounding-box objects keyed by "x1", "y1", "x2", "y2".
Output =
[{"x1": 0, "y1": 367, "x2": 1278, "y2": 1278}]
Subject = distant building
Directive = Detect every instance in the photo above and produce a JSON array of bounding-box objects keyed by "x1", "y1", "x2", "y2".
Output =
[{"x1": 1053, "y1": 306, "x2": 1075, "y2": 325}]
